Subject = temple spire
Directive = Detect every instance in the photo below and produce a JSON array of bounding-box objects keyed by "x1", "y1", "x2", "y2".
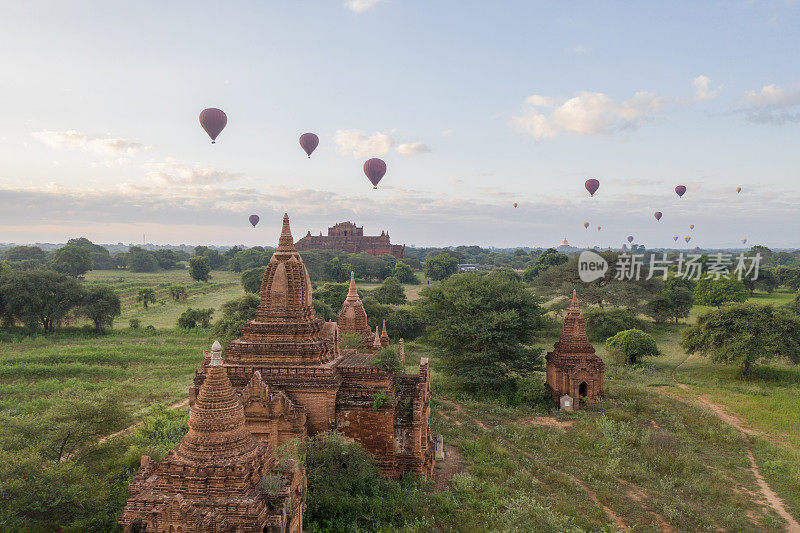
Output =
[
  {"x1": 347, "y1": 271, "x2": 358, "y2": 299},
  {"x1": 372, "y1": 326, "x2": 382, "y2": 349},
  {"x1": 277, "y1": 213, "x2": 295, "y2": 252},
  {"x1": 570, "y1": 289, "x2": 579, "y2": 310}
]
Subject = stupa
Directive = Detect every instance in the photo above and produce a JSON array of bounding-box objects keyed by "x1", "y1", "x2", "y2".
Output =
[
  {"x1": 545, "y1": 290, "x2": 605, "y2": 408},
  {"x1": 120, "y1": 342, "x2": 305, "y2": 532},
  {"x1": 338, "y1": 271, "x2": 372, "y2": 344}
]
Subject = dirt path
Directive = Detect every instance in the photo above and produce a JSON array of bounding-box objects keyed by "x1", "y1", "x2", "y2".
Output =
[
  {"x1": 671, "y1": 355, "x2": 800, "y2": 532},
  {"x1": 97, "y1": 398, "x2": 190, "y2": 445},
  {"x1": 433, "y1": 443, "x2": 465, "y2": 491}
]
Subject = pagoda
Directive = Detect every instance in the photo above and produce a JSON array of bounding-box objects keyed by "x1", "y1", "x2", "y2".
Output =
[
  {"x1": 545, "y1": 290, "x2": 605, "y2": 408},
  {"x1": 338, "y1": 271, "x2": 372, "y2": 344},
  {"x1": 191, "y1": 214, "x2": 435, "y2": 479},
  {"x1": 120, "y1": 342, "x2": 305, "y2": 532}
]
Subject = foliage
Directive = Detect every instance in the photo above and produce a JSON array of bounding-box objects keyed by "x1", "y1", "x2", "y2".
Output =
[
  {"x1": 423, "y1": 252, "x2": 458, "y2": 281},
  {"x1": 168, "y1": 284, "x2": 187, "y2": 301},
  {"x1": 418, "y1": 271, "x2": 545, "y2": 394},
  {"x1": 646, "y1": 276, "x2": 694, "y2": 323},
  {"x1": 125, "y1": 246, "x2": 160, "y2": 272},
  {"x1": 212, "y1": 294, "x2": 259, "y2": 343},
  {"x1": 371, "y1": 391, "x2": 390, "y2": 410},
  {"x1": 229, "y1": 247, "x2": 273, "y2": 272},
  {"x1": 313, "y1": 282, "x2": 351, "y2": 310},
  {"x1": 194, "y1": 246, "x2": 226, "y2": 270},
  {"x1": 2, "y1": 245, "x2": 47, "y2": 264},
  {"x1": 136, "y1": 287, "x2": 156, "y2": 308},
  {"x1": 301, "y1": 432, "x2": 429, "y2": 532},
  {"x1": 523, "y1": 247, "x2": 568, "y2": 279},
  {"x1": 153, "y1": 248, "x2": 182, "y2": 270},
  {"x1": 189, "y1": 256, "x2": 211, "y2": 282},
  {"x1": 583, "y1": 307, "x2": 648, "y2": 343},
  {"x1": 605, "y1": 328, "x2": 660, "y2": 364},
  {"x1": 260, "y1": 473, "x2": 284, "y2": 496},
  {"x1": 323, "y1": 256, "x2": 351, "y2": 282},
  {"x1": 177, "y1": 307, "x2": 214, "y2": 329},
  {"x1": 694, "y1": 277, "x2": 749, "y2": 307},
  {"x1": 369, "y1": 276, "x2": 407, "y2": 305},
  {"x1": 313, "y1": 299, "x2": 337, "y2": 321},
  {"x1": 241, "y1": 267, "x2": 265, "y2": 293},
  {"x1": 384, "y1": 304, "x2": 427, "y2": 340},
  {"x1": 51, "y1": 244, "x2": 92, "y2": 277},
  {"x1": 80, "y1": 285, "x2": 121, "y2": 332},
  {"x1": 682, "y1": 302, "x2": 800, "y2": 374},
  {"x1": 339, "y1": 333, "x2": 364, "y2": 349},
  {"x1": 392, "y1": 261, "x2": 419, "y2": 284},
  {"x1": 128, "y1": 318, "x2": 140, "y2": 329},
  {"x1": 373, "y1": 346, "x2": 403, "y2": 374},
  {"x1": 0, "y1": 269, "x2": 84, "y2": 331}
]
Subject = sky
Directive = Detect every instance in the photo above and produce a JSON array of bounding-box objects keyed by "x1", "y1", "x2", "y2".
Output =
[{"x1": 0, "y1": 1, "x2": 799, "y2": 249}]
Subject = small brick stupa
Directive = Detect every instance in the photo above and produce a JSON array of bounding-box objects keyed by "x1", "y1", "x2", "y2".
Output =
[
  {"x1": 545, "y1": 290, "x2": 605, "y2": 408},
  {"x1": 338, "y1": 271, "x2": 372, "y2": 343},
  {"x1": 120, "y1": 342, "x2": 305, "y2": 532}
]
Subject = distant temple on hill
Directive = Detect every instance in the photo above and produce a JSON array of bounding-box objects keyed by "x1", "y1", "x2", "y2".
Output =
[{"x1": 295, "y1": 221, "x2": 405, "y2": 258}]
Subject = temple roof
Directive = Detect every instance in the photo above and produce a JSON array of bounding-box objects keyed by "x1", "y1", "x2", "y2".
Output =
[
  {"x1": 551, "y1": 290, "x2": 596, "y2": 355},
  {"x1": 338, "y1": 271, "x2": 371, "y2": 337}
]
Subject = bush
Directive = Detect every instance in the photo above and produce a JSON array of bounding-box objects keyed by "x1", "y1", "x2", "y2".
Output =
[
  {"x1": 177, "y1": 308, "x2": 214, "y2": 329},
  {"x1": 605, "y1": 329, "x2": 660, "y2": 364},
  {"x1": 373, "y1": 346, "x2": 403, "y2": 374},
  {"x1": 241, "y1": 267, "x2": 265, "y2": 293},
  {"x1": 339, "y1": 333, "x2": 364, "y2": 349},
  {"x1": 212, "y1": 294, "x2": 258, "y2": 343},
  {"x1": 369, "y1": 276, "x2": 407, "y2": 305},
  {"x1": 128, "y1": 318, "x2": 140, "y2": 329},
  {"x1": 583, "y1": 307, "x2": 647, "y2": 343},
  {"x1": 312, "y1": 299, "x2": 337, "y2": 321}
]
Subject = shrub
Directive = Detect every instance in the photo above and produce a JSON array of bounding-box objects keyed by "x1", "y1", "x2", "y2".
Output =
[
  {"x1": 584, "y1": 307, "x2": 647, "y2": 343},
  {"x1": 605, "y1": 328, "x2": 660, "y2": 364},
  {"x1": 373, "y1": 346, "x2": 403, "y2": 374},
  {"x1": 177, "y1": 308, "x2": 214, "y2": 329},
  {"x1": 260, "y1": 473, "x2": 284, "y2": 496},
  {"x1": 312, "y1": 299, "x2": 337, "y2": 321},
  {"x1": 371, "y1": 390, "x2": 390, "y2": 410},
  {"x1": 128, "y1": 318, "x2": 140, "y2": 329},
  {"x1": 212, "y1": 294, "x2": 258, "y2": 343},
  {"x1": 241, "y1": 267, "x2": 265, "y2": 294},
  {"x1": 339, "y1": 333, "x2": 363, "y2": 349}
]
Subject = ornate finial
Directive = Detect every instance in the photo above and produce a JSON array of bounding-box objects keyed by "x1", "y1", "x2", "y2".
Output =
[
  {"x1": 570, "y1": 289, "x2": 579, "y2": 310},
  {"x1": 372, "y1": 326, "x2": 382, "y2": 348},
  {"x1": 381, "y1": 320, "x2": 388, "y2": 339},
  {"x1": 210, "y1": 340, "x2": 223, "y2": 366},
  {"x1": 277, "y1": 213, "x2": 295, "y2": 252},
  {"x1": 348, "y1": 271, "x2": 358, "y2": 298}
]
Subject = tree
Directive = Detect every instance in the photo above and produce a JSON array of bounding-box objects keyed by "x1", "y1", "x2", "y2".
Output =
[
  {"x1": 80, "y1": 285, "x2": 121, "y2": 332},
  {"x1": 694, "y1": 277, "x2": 748, "y2": 307},
  {"x1": 528, "y1": 248, "x2": 568, "y2": 278},
  {"x1": 324, "y1": 256, "x2": 351, "y2": 282},
  {"x1": 682, "y1": 303, "x2": 800, "y2": 375},
  {"x1": 391, "y1": 261, "x2": 418, "y2": 284},
  {"x1": 646, "y1": 277, "x2": 694, "y2": 323},
  {"x1": 3, "y1": 245, "x2": 47, "y2": 264},
  {"x1": 369, "y1": 276, "x2": 407, "y2": 305},
  {"x1": 418, "y1": 271, "x2": 545, "y2": 393},
  {"x1": 51, "y1": 245, "x2": 92, "y2": 277},
  {"x1": 606, "y1": 329, "x2": 660, "y2": 364},
  {"x1": 212, "y1": 294, "x2": 259, "y2": 342},
  {"x1": 229, "y1": 248, "x2": 273, "y2": 273},
  {"x1": 189, "y1": 256, "x2": 211, "y2": 282},
  {"x1": 423, "y1": 253, "x2": 458, "y2": 281},
  {"x1": 67, "y1": 237, "x2": 114, "y2": 269},
  {"x1": 313, "y1": 282, "x2": 352, "y2": 311},
  {"x1": 313, "y1": 299, "x2": 337, "y2": 321},
  {"x1": 0, "y1": 270, "x2": 84, "y2": 331},
  {"x1": 177, "y1": 308, "x2": 214, "y2": 329},
  {"x1": 136, "y1": 288, "x2": 156, "y2": 309},
  {"x1": 168, "y1": 284, "x2": 188, "y2": 301},
  {"x1": 583, "y1": 307, "x2": 648, "y2": 342},
  {"x1": 125, "y1": 246, "x2": 159, "y2": 272},
  {"x1": 154, "y1": 249, "x2": 181, "y2": 270},
  {"x1": 241, "y1": 268, "x2": 265, "y2": 293}
]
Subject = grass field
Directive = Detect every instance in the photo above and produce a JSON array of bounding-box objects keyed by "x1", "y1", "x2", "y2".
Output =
[{"x1": 1, "y1": 270, "x2": 798, "y2": 531}]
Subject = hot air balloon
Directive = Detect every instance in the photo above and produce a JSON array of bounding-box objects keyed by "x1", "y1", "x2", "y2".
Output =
[
  {"x1": 363, "y1": 158, "x2": 387, "y2": 189},
  {"x1": 299, "y1": 133, "x2": 319, "y2": 158},
  {"x1": 199, "y1": 108, "x2": 227, "y2": 143},
  {"x1": 627, "y1": 236, "x2": 634, "y2": 243},
  {"x1": 741, "y1": 238, "x2": 747, "y2": 244},
  {"x1": 513, "y1": 203, "x2": 518, "y2": 208},
  {"x1": 689, "y1": 224, "x2": 695, "y2": 230},
  {"x1": 684, "y1": 236, "x2": 691, "y2": 243},
  {"x1": 736, "y1": 187, "x2": 742, "y2": 194},
  {"x1": 248, "y1": 214, "x2": 260, "y2": 228},
  {"x1": 654, "y1": 211, "x2": 662, "y2": 221},
  {"x1": 672, "y1": 234, "x2": 679, "y2": 242},
  {"x1": 585, "y1": 179, "x2": 600, "y2": 197},
  {"x1": 597, "y1": 226, "x2": 601, "y2": 231},
  {"x1": 583, "y1": 222, "x2": 590, "y2": 229},
  {"x1": 675, "y1": 185, "x2": 687, "y2": 198}
]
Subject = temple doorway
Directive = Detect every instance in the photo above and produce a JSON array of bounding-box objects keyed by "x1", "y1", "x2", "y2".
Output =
[{"x1": 578, "y1": 382, "x2": 587, "y2": 399}]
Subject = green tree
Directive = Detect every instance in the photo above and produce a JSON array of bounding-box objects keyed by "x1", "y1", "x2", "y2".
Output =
[
  {"x1": 80, "y1": 285, "x2": 121, "y2": 332},
  {"x1": 583, "y1": 307, "x2": 648, "y2": 342},
  {"x1": 154, "y1": 249, "x2": 181, "y2": 270},
  {"x1": 177, "y1": 308, "x2": 214, "y2": 329},
  {"x1": 51, "y1": 245, "x2": 92, "y2": 277},
  {"x1": 391, "y1": 261, "x2": 419, "y2": 284},
  {"x1": 694, "y1": 277, "x2": 748, "y2": 307},
  {"x1": 212, "y1": 294, "x2": 259, "y2": 342},
  {"x1": 66, "y1": 237, "x2": 114, "y2": 269},
  {"x1": 241, "y1": 267, "x2": 265, "y2": 293},
  {"x1": 606, "y1": 329, "x2": 660, "y2": 364},
  {"x1": 125, "y1": 246, "x2": 159, "y2": 272},
  {"x1": 136, "y1": 288, "x2": 156, "y2": 309},
  {"x1": 369, "y1": 276, "x2": 407, "y2": 305},
  {"x1": 313, "y1": 282, "x2": 352, "y2": 310},
  {"x1": 682, "y1": 303, "x2": 800, "y2": 375},
  {"x1": 229, "y1": 247, "x2": 273, "y2": 272},
  {"x1": 189, "y1": 256, "x2": 211, "y2": 282},
  {"x1": 419, "y1": 271, "x2": 545, "y2": 393},
  {"x1": 324, "y1": 256, "x2": 351, "y2": 282},
  {"x1": 646, "y1": 277, "x2": 695, "y2": 323},
  {"x1": 0, "y1": 270, "x2": 84, "y2": 331},
  {"x1": 3, "y1": 245, "x2": 47, "y2": 264},
  {"x1": 523, "y1": 248, "x2": 568, "y2": 279},
  {"x1": 423, "y1": 253, "x2": 458, "y2": 281},
  {"x1": 313, "y1": 299, "x2": 337, "y2": 321},
  {"x1": 168, "y1": 284, "x2": 187, "y2": 301}
]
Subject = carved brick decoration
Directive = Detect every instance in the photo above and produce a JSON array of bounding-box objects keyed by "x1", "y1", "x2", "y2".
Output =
[
  {"x1": 191, "y1": 214, "x2": 435, "y2": 479},
  {"x1": 120, "y1": 347, "x2": 306, "y2": 532},
  {"x1": 545, "y1": 290, "x2": 606, "y2": 408},
  {"x1": 295, "y1": 221, "x2": 405, "y2": 258}
]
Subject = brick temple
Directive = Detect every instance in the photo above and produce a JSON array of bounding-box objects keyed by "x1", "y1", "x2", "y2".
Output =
[
  {"x1": 545, "y1": 290, "x2": 605, "y2": 408},
  {"x1": 294, "y1": 221, "x2": 405, "y2": 258},
  {"x1": 194, "y1": 214, "x2": 433, "y2": 478},
  {"x1": 119, "y1": 344, "x2": 305, "y2": 532}
]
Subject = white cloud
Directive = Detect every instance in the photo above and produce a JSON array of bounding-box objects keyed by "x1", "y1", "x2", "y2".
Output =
[
  {"x1": 740, "y1": 83, "x2": 800, "y2": 123},
  {"x1": 566, "y1": 45, "x2": 590, "y2": 55},
  {"x1": 692, "y1": 75, "x2": 721, "y2": 101},
  {"x1": 441, "y1": 129, "x2": 453, "y2": 137},
  {"x1": 30, "y1": 130, "x2": 149, "y2": 157},
  {"x1": 144, "y1": 159, "x2": 242, "y2": 185},
  {"x1": 344, "y1": 0, "x2": 383, "y2": 13},
  {"x1": 396, "y1": 142, "x2": 431, "y2": 156},
  {"x1": 334, "y1": 129, "x2": 395, "y2": 158},
  {"x1": 510, "y1": 90, "x2": 671, "y2": 140}
]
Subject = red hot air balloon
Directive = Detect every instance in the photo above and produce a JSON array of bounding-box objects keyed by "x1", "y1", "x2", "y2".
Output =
[
  {"x1": 597, "y1": 226, "x2": 601, "y2": 231},
  {"x1": 363, "y1": 158, "x2": 387, "y2": 189},
  {"x1": 689, "y1": 224, "x2": 695, "y2": 230},
  {"x1": 299, "y1": 133, "x2": 319, "y2": 158},
  {"x1": 199, "y1": 108, "x2": 227, "y2": 143},
  {"x1": 654, "y1": 211, "x2": 662, "y2": 221},
  {"x1": 585, "y1": 179, "x2": 600, "y2": 197},
  {"x1": 248, "y1": 215, "x2": 260, "y2": 228},
  {"x1": 675, "y1": 185, "x2": 687, "y2": 198},
  {"x1": 513, "y1": 202, "x2": 518, "y2": 208},
  {"x1": 627, "y1": 236, "x2": 634, "y2": 243}
]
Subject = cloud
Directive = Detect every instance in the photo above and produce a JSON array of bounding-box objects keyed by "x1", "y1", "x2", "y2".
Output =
[
  {"x1": 566, "y1": 45, "x2": 590, "y2": 55},
  {"x1": 740, "y1": 83, "x2": 800, "y2": 123},
  {"x1": 396, "y1": 142, "x2": 431, "y2": 156},
  {"x1": 30, "y1": 130, "x2": 149, "y2": 157},
  {"x1": 510, "y1": 90, "x2": 671, "y2": 140},
  {"x1": 692, "y1": 75, "x2": 721, "y2": 101},
  {"x1": 144, "y1": 159, "x2": 242, "y2": 186},
  {"x1": 441, "y1": 129, "x2": 453, "y2": 137},
  {"x1": 334, "y1": 130, "x2": 395, "y2": 158},
  {"x1": 344, "y1": 0, "x2": 383, "y2": 13}
]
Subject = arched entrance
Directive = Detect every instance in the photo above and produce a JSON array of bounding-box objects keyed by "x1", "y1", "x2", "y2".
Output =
[{"x1": 578, "y1": 381, "x2": 588, "y2": 399}]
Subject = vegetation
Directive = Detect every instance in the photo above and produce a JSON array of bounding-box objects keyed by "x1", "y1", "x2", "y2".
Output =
[
  {"x1": 646, "y1": 276, "x2": 695, "y2": 323},
  {"x1": 693, "y1": 276, "x2": 749, "y2": 307},
  {"x1": 212, "y1": 293, "x2": 258, "y2": 343},
  {"x1": 81, "y1": 285, "x2": 122, "y2": 332},
  {"x1": 136, "y1": 287, "x2": 156, "y2": 309},
  {"x1": 51, "y1": 244, "x2": 93, "y2": 277},
  {"x1": 177, "y1": 308, "x2": 214, "y2": 329},
  {"x1": 241, "y1": 267, "x2": 265, "y2": 293},
  {"x1": 423, "y1": 253, "x2": 458, "y2": 281},
  {"x1": 584, "y1": 307, "x2": 648, "y2": 343},
  {"x1": 189, "y1": 256, "x2": 211, "y2": 282},
  {"x1": 605, "y1": 328, "x2": 660, "y2": 364}
]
